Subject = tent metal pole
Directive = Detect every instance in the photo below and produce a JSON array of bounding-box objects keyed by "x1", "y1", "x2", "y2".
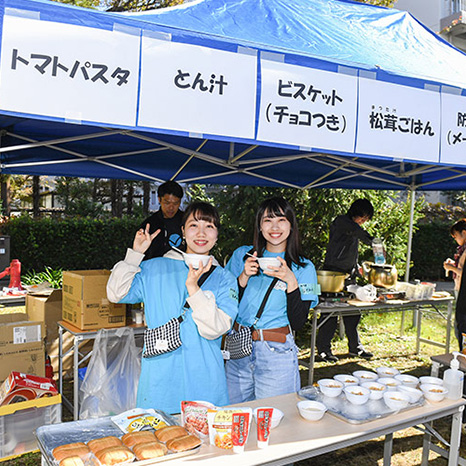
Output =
[{"x1": 404, "y1": 186, "x2": 417, "y2": 328}]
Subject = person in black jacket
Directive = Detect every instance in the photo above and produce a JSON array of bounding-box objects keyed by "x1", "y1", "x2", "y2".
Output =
[
  {"x1": 138, "y1": 181, "x2": 184, "y2": 260},
  {"x1": 316, "y1": 199, "x2": 374, "y2": 363}
]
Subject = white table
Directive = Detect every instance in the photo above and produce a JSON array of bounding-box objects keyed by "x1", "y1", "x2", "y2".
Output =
[
  {"x1": 307, "y1": 296, "x2": 454, "y2": 385},
  {"x1": 57, "y1": 320, "x2": 146, "y2": 420},
  {"x1": 36, "y1": 392, "x2": 465, "y2": 466}
]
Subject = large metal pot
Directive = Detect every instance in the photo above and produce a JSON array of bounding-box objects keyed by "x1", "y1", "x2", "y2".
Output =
[
  {"x1": 317, "y1": 270, "x2": 348, "y2": 293},
  {"x1": 362, "y1": 261, "x2": 398, "y2": 289}
]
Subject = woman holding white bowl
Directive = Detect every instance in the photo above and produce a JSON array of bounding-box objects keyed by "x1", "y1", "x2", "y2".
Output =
[
  {"x1": 107, "y1": 202, "x2": 238, "y2": 414},
  {"x1": 225, "y1": 197, "x2": 319, "y2": 403}
]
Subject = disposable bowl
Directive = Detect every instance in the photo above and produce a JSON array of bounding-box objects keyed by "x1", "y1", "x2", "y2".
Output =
[
  {"x1": 297, "y1": 400, "x2": 327, "y2": 421},
  {"x1": 334, "y1": 374, "x2": 359, "y2": 386},
  {"x1": 317, "y1": 379, "x2": 343, "y2": 398},
  {"x1": 376, "y1": 366, "x2": 400, "y2": 378},
  {"x1": 360, "y1": 381, "x2": 387, "y2": 400},
  {"x1": 394, "y1": 374, "x2": 419, "y2": 389},
  {"x1": 420, "y1": 384, "x2": 448, "y2": 402},
  {"x1": 383, "y1": 391, "x2": 410, "y2": 411},
  {"x1": 353, "y1": 370, "x2": 378, "y2": 383},
  {"x1": 257, "y1": 257, "x2": 281, "y2": 271},
  {"x1": 419, "y1": 376, "x2": 443, "y2": 386},
  {"x1": 344, "y1": 385, "x2": 370, "y2": 405},
  {"x1": 253, "y1": 407, "x2": 284, "y2": 429},
  {"x1": 183, "y1": 253, "x2": 211, "y2": 269},
  {"x1": 378, "y1": 377, "x2": 402, "y2": 391},
  {"x1": 398, "y1": 385, "x2": 423, "y2": 403}
]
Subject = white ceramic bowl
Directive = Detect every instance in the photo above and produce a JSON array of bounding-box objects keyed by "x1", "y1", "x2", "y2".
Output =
[
  {"x1": 398, "y1": 385, "x2": 423, "y2": 403},
  {"x1": 317, "y1": 379, "x2": 344, "y2": 398},
  {"x1": 253, "y1": 407, "x2": 284, "y2": 429},
  {"x1": 361, "y1": 381, "x2": 387, "y2": 400},
  {"x1": 420, "y1": 384, "x2": 448, "y2": 402},
  {"x1": 378, "y1": 377, "x2": 402, "y2": 391},
  {"x1": 334, "y1": 374, "x2": 359, "y2": 386},
  {"x1": 297, "y1": 400, "x2": 327, "y2": 421},
  {"x1": 183, "y1": 253, "x2": 211, "y2": 269},
  {"x1": 376, "y1": 366, "x2": 400, "y2": 378},
  {"x1": 353, "y1": 370, "x2": 378, "y2": 383},
  {"x1": 419, "y1": 376, "x2": 443, "y2": 386},
  {"x1": 395, "y1": 374, "x2": 419, "y2": 389},
  {"x1": 383, "y1": 391, "x2": 410, "y2": 411},
  {"x1": 257, "y1": 257, "x2": 281, "y2": 271},
  {"x1": 344, "y1": 385, "x2": 370, "y2": 405}
]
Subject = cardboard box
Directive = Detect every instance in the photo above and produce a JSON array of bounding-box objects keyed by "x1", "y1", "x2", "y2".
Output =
[
  {"x1": 0, "y1": 315, "x2": 45, "y2": 382},
  {"x1": 0, "y1": 371, "x2": 58, "y2": 406},
  {"x1": 62, "y1": 270, "x2": 125, "y2": 330},
  {"x1": 0, "y1": 394, "x2": 61, "y2": 461}
]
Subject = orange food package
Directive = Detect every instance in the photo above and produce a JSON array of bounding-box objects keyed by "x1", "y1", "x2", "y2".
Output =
[{"x1": 181, "y1": 400, "x2": 215, "y2": 439}]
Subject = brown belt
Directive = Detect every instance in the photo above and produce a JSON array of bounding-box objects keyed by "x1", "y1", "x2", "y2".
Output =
[{"x1": 233, "y1": 322, "x2": 290, "y2": 343}]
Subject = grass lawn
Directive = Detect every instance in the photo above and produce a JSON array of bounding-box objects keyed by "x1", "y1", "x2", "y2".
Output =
[{"x1": 1, "y1": 305, "x2": 465, "y2": 465}]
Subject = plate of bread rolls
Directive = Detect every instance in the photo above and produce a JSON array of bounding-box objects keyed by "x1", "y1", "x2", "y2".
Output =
[{"x1": 38, "y1": 416, "x2": 202, "y2": 466}]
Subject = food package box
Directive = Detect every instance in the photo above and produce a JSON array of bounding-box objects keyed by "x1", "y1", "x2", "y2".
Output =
[
  {"x1": 0, "y1": 315, "x2": 45, "y2": 382},
  {"x1": 0, "y1": 394, "x2": 61, "y2": 462},
  {"x1": 62, "y1": 270, "x2": 126, "y2": 330},
  {"x1": 0, "y1": 371, "x2": 58, "y2": 406}
]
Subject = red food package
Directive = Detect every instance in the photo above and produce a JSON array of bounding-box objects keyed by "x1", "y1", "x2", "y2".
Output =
[
  {"x1": 0, "y1": 371, "x2": 58, "y2": 406},
  {"x1": 181, "y1": 400, "x2": 215, "y2": 439}
]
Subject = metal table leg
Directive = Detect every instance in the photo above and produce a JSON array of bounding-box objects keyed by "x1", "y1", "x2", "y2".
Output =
[
  {"x1": 73, "y1": 335, "x2": 80, "y2": 420},
  {"x1": 383, "y1": 433, "x2": 393, "y2": 466},
  {"x1": 308, "y1": 310, "x2": 318, "y2": 386},
  {"x1": 446, "y1": 299, "x2": 452, "y2": 354}
]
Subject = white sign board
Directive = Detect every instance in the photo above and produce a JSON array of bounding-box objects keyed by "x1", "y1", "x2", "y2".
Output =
[
  {"x1": 356, "y1": 78, "x2": 441, "y2": 162},
  {"x1": 440, "y1": 92, "x2": 466, "y2": 166},
  {"x1": 257, "y1": 60, "x2": 358, "y2": 151},
  {"x1": 138, "y1": 38, "x2": 257, "y2": 138},
  {"x1": 0, "y1": 15, "x2": 140, "y2": 126}
]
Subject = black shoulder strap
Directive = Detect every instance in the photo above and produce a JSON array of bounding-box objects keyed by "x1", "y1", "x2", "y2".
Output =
[
  {"x1": 252, "y1": 277, "x2": 279, "y2": 328},
  {"x1": 180, "y1": 266, "x2": 217, "y2": 319}
]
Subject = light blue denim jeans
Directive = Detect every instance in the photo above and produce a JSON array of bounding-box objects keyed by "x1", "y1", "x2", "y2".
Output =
[{"x1": 225, "y1": 333, "x2": 300, "y2": 404}]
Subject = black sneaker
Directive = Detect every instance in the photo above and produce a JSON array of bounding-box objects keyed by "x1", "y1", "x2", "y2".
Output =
[
  {"x1": 317, "y1": 351, "x2": 338, "y2": 363},
  {"x1": 348, "y1": 349, "x2": 373, "y2": 360}
]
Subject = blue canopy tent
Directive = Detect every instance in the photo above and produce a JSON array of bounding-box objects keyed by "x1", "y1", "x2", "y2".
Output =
[{"x1": 1, "y1": 0, "x2": 466, "y2": 277}]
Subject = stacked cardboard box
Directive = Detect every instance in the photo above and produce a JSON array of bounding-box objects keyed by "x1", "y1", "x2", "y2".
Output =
[
  {"x1": 0, "y1": 314, "x2": 45, "y2": 382},
  {"x1": 62, "y1": 270, "x2": 126, "y2": 331}
]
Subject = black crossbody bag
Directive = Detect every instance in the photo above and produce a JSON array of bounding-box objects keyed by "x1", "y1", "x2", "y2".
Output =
[
  {"x1": 143, "y1": 267, "x2": 216, "y2": 358},
  {"x1": 224, "y1": 277, "x2": 278, "y2": 360}
]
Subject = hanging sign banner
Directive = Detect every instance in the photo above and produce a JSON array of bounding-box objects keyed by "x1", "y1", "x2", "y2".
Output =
[
  {"x1": 257, "y1": 59, "x2": 358, "y2": 152},
  {"x1": 0, "y1": 14, "x2": 140, "y2": 126},
  {"x1": 440, "y1": 92, "x2": 466, "y2": 166},
  {"x1": 138, "y1": 38, "x2": 257, "y2": 138},
  {"x1": 356, "y1": 78, "x2": 441, "y2": 162}
]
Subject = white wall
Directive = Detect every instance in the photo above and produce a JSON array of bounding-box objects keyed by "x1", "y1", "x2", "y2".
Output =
[{"x1": 395, "y1": 0, "x2": 441, "y2": 32}]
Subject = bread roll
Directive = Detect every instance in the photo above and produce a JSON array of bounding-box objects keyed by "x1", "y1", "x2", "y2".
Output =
[
  {"x1": 87, "y1": 436, "x2": 123, "y2": 454},
  {"x1": 53, "y1": 445, "x2": 90, "y2": 462},
  {"x1": 121, "y1": 430, "x2": 156, "y2": 447},
  {"x1": 94, "y1": 446, "x2": 134, "y2": 465},
  {"x1": 133, "y1": 441, "x2": 168, "y2": 460},
  {"x1": 166, "y1": 434, "x2": 201, "y2": 452},
  {"x1": 53, "y1": 442, "x2": 87, "y2": 456},
  {"x1": 155, "y1": 425, "x2": 188, "y2": 443},
  {"x1": 59, "y1": 456, "x2": 85, "y2": 466}
]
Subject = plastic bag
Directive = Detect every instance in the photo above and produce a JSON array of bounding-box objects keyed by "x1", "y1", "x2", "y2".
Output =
[
  {"x1": 79, "y1": 327, "x2": 141, "y2": 420},
  {"x1": 347, "y1": 284, "x2": 377, "y2": 302}
]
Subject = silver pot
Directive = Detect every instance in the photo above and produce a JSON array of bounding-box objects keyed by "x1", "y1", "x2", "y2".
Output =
[
  {"x1": 362, "y1": 261, "x2": 398, "y2": 289},
  {"x1": 317, "y1": 270, "x2": 348, "y2": 293}
]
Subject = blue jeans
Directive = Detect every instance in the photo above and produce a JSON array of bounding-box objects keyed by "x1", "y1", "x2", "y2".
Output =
[{"x1": 225, "y1": 333, "x2": 300, "y2": 404}]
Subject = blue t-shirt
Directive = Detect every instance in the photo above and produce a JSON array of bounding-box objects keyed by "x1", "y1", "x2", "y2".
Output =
[
  {"x1": 120, "y1": 257, "x2": 238, "y2": 414},
  {"x1": 226, "y1": 245, "x2": 318, "y2": 329}
]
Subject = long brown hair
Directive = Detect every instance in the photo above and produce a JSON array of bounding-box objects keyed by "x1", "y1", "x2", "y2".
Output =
[{"x1": 253, "y1": 197, "x2": 305, "y2": 267}]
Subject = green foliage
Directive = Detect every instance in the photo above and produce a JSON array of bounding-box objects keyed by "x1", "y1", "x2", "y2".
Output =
[
  {"x1": 0, "y1": 216, "x2": 142, "y2": 273},
  {"x1": 204, "y1": 186, "x2": 424, "y2": 278},
  {"x1": 22, "y1": 266, "x2": 63, "y2": 289}
]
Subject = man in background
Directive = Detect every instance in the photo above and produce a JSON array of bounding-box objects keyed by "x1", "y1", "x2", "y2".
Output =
[
  {"x1": 139, "y1": 181, "x2": 184, "y2": 260},
  {"x1": 316, "y1": 199, "x2": 375, "y2": 363}
]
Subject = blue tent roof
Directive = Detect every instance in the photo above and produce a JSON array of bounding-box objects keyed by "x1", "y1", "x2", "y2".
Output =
[{"x1": 1, "y1": 0, "x2": 466, "y2": 190}]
